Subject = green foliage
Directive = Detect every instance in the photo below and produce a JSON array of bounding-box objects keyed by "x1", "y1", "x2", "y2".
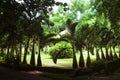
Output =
[
  {"x1": 48, "y1": 41, "x2": 73, "y2": 59},
  {"x1": 0, "y1": 52, "x2": 6, "y2": 62},
  {"x1": 71, "y1": 0, "x2": 91, "y2": 13},
  {"x1": 48, "y1": 6, "x2": 76, "y2": 33}
]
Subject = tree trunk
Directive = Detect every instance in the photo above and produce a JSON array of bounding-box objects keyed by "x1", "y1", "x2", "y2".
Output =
[
  {"x1": 19, "y1": 43, "x2": 22, "y2": 63},
  {"x1": 79, "y1": 48, "x2": 85, "y2": 68},
  {"x1": 30, "y1": 38, "x2": 35, "y2": 66},
  {"x1": 11, "y1": 44, "x2": 15, "y2": 57},
  {"x1": 105, "y1": 47, "x2": 110, "y2": 61},
  {"x1": 101, "y1": 47, "x2": 105, "y2": 60},
  {"x1": 11, "y1": 45, "x2": 15, "y2": 64},
  {"x1": 11, "y1": 40, "x2": 16, "y2": 63},
  {"x1": 119, "y1": 46, "x2": 120, "y2": 58},
  {"x1": 7, "y1": 46, "x2": 10, "y2": 58},
  {"x1": 109, "y1": 46, "x2": 113, "y2": 60},
  {"x1": 15, "y1": 46, "x2": 19, "y2": 64},
  {"x1": 96, "y1": 48, "x2": 100, "y2": 61},
  {"x1": 113, "y1": 46, "x2": 118, "y2": 59},
  {"x1": 1, "y1": 48, "x2": 3, "y2": 53},
  {"x1": 72, "y1": 44, "x2": 78, "y2": 69},
  {"x1": 86, "y1": 50, "x2": 91, "y2": 67},
  {"x1": 37, "y1": 42, "x2": 42, "y2": 66},
  {"x1": 23, "y1": 38, "x2": 30, "y2": 64},
  {"x1": 15, "y1": 43, "x2": 22, "y2": 65}
]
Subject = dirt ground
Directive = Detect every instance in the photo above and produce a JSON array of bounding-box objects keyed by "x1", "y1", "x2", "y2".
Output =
[
  {"x1": 0, "y1": 66, "x2": 120, "y2": 80},
  {"x1": 0, "y1": 66, "x2": 52, "y2": 80},
  {"x1": 84, "y1": 73, "x2": 120, "y2": 80}
]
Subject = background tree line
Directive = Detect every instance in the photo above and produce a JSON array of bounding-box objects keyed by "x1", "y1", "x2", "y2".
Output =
[{"x1": 0, "y1": 0, "x2": 120, "y2": 70}]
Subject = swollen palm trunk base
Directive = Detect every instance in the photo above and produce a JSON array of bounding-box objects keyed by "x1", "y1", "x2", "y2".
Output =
[
  {"x1": 114, "y1": 53, "x2": 118, "y2": 59},
  {"x1": 110, "y1": 47, "x2": 113, "y2": 60},
  {"x1": 96, "y1": 49, "x2": 100, "y2": 61},
  {"x1": 101, "y1": 48, "x2": 106, "y2": 60},
  {"x1": 86, "y1": 51, "x2": 91, "y2": 67},
  {"x1": 79, "y1": 49, "x2": 85, "y2": 68},
  {"x1": 30, "y1": 38, "x2": 35, "y2": 66},
  {"x1": 105, "y1": 48, "x2": 110, "y2": 61}
]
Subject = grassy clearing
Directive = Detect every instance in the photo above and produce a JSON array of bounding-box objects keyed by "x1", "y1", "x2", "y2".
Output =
[
  {"x1": 1, "y1": 48, "x2": 119, "y2": 69},
  {"x1": 23, "y1": 48, "x2": 120, "y2": 69},
  {"x1": 22, "y1": 50, "x2": 96, "y2": 69}
]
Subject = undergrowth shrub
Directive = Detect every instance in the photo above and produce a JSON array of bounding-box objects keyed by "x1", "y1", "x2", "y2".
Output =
[
  {"x1": 48, "y1": 41, "x2": 73, "y2": 59},
  {"x1": 105, "y1": 59, "x2": 120, "y2": 73},
  {"x1": 90, "y1": 60, "x2": 106, "y2": 72},
  {"x1": 90, "y1": 59, "x2": 120, "y2": 74}
]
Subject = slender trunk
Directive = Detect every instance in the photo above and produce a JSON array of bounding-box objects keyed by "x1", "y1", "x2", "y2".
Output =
[
  {"x1": 30, "y1": 38, "x2": 35, "y2": 65},
  {"x1": 96, "y1": 48, "x2": 100, "y2": 61},
  {"x1": 19, "y1": 43, "x2": 22, "y2": 63},
  {"x1": 113, "y1": 46, "x2": 118, "y2": 59},
  {"x1": 12, "y1": 47, "x2": 15, "y2": 63},
  {"x1": 11, "y1": 42, "x2": 15, "y2": 63},
  {"x1": 105, "y1": 47, "x2": 110, "y2": 61},
  {"x1": 79, "y1": 48, "x2": 85, "y2": 68},
  {"x1": 109, "y1": 46, "x2": 113, "y2": 60},
  {"x1": 15, "y1": 46, "x2": 19, "y2": 65},
  {"x1": 0, "y1": 47, "x2": 1, "y2": 53},
  {"x1": 7, "y1": 46, "x2": 10, "y2": 58},
  {"x1": 1, "y1": 48, "x2": 3, "y2": 53},
  {"x1": 11, "y1": 44, "x2": 14, "y2": 57},
  {"x1": 72, "y1": 44, "x2": 78, "y2": 69},
  {"x1": 37, "y1": 42, "x2": 42, "y2": 66},
  {"x1": 23, "y1": 38, "x2": 30, "y2": 64},
  {"x1": 86, "y1": 50, "x2": 91, "y2": 67},
  {"x1": 91, "y1": 47, "x2": 94, "y2": 55},
  {"x1": 101, "y1": 47, "x2": 105, "y2": 60},
  {"x1": 1, "y1": 48, "x2": 4, "y2": 58},
  {"x1": 6, "y1": 46, "x2": 10, "y2": 63},
  {"x1": 15, "y1": 44, "x2": 22, "y2": 65},
  {"x1": 119, "y1": 45, "x2": 120, "y2": 58}
]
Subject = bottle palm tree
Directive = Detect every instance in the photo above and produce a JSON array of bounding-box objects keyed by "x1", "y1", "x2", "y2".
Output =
[
  {"x1": 75, "y1": 24, "x2": 93, "y2": 68},
  {"x1": 64, "y1": 19, "x2": 79, "y2": 69},
  {"x1": 52, "y1": 19, "x2": 79, "y2": 69},
  {"x1": 37, "y1": 32, "x2": 60, "y2": 66}
]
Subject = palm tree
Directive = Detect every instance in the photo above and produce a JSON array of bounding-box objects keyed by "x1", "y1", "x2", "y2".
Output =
[
  {"x1": 30, "y1": 36, "x2": 36, "y2": 65},
  {"x1": 109, "y1": 46, "x2": 113, "y2": 60},
  {"x1": 64, "y1": 19, "x2": 79, "y2": 69},
  {"x1": 98, "y1": 27, "x2": 111, "y2": 61},
  {"x1": 75, "y1": 25, "x2": 91, "y2": 68},
  {"x1": 96, "y1": 48, "x2": 100, "y2": 61},
  {"x1": 37, "y1": 32, "x2": 59, "y2": 66},
  {"x1": 52, "y1": 19, "x2": 79, "y2": 69},
  {"x1": 74, "y1": 38, "x2": 85, "y2": 68},
  {"x1": 78, "y1": 25, "x2": 95, "y2": 67},
  {"x1": 23, "y1": 38, "x2": 30, "y2": 64}
]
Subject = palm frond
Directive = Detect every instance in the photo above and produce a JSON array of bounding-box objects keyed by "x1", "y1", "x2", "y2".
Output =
[
  {"x1": 44, "y1": 33, "x2": 57, "y2": 40},
  {"x1": 47, "y1": 38, "x2": 68, "y2": 44},
  {"x1": 53, "y1": 48, "x2": 67, "y2": 64},
  {"x1": 67, "y1": 22, "x2": 78, "y2": 35}
]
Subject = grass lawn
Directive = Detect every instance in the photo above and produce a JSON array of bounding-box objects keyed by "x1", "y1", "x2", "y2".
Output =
[
  {"x1": 1, "y1": 48, "x2": 119, "y2": 69},
  {"x1": 22, "y1": 50, "x2": 96, "y2": 69},
  {"x1": 22, "y1": 48, "x2": 120, "y2": 69}
]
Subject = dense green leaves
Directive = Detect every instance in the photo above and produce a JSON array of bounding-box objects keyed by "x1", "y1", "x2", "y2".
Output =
[{"x1": 1, "y1": 0, "x2": 120, "y2": 69}]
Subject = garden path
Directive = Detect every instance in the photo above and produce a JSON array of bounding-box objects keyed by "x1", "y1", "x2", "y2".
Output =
[
  {"x1": 0, "y1": 66, "x2": 52, "y2": 80},
  {"x1": 84, "y1": 73, "x2": 120, "y2": 80}
]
